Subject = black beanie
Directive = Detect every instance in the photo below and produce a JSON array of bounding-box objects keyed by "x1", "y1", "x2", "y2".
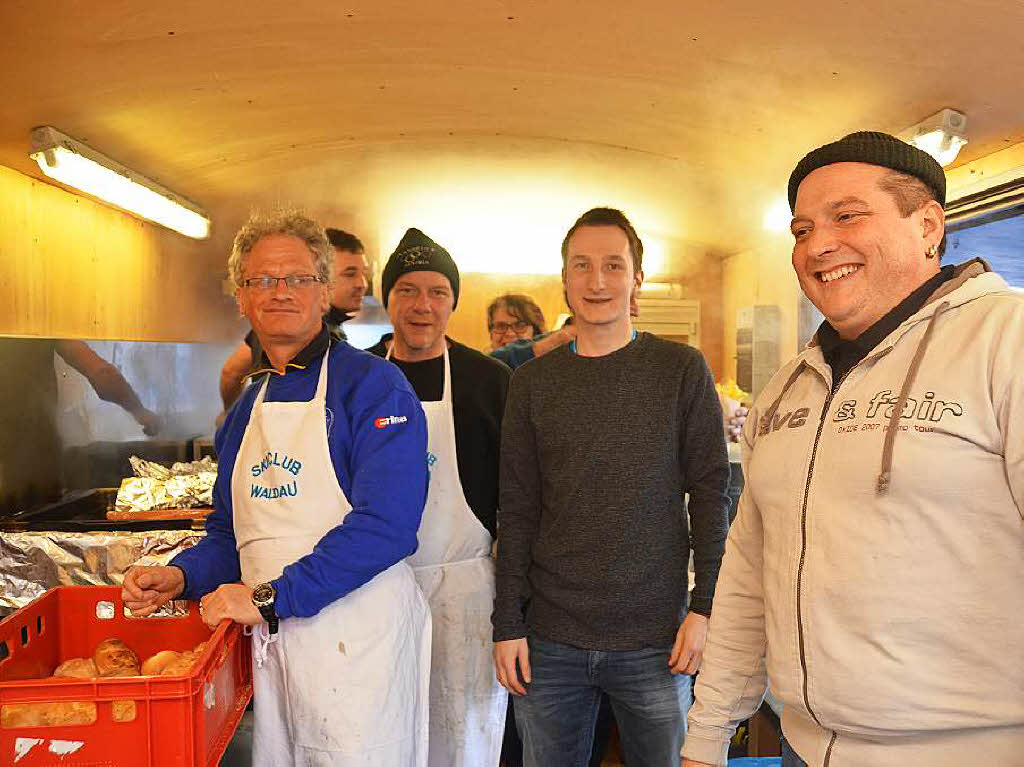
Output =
[
  {"x1": 788, "y1": 131, "x2": 946, "y2": 212},
  {"x1": 381, "y1": 228, "x2": 460, "y2": 309}
]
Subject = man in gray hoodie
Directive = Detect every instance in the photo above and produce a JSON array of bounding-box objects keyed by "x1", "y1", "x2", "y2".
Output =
[{"x1": 683, "y1": 132, "x2": 1024, "y2": 767}]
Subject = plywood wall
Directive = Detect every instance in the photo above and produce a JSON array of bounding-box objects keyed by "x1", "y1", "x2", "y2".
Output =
[{"x1": 0, "y1": 165, "x2": 239, "y2": 342}]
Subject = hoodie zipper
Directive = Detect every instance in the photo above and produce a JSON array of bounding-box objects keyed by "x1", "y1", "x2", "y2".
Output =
[
  {"x1": 796, "y1": 367, "x2": 852, "y2": 735},
  {"x1": 824, "y1": 732, "x2": 837, "y2": 765}
]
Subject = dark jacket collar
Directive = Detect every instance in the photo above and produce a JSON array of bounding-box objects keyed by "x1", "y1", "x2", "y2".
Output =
[
  {"x1": 248, "y1": 324, "x2": 332, "y2": 379},
  {"x1": 817, "y1": 264, "x2": 956, "y2": 359}
]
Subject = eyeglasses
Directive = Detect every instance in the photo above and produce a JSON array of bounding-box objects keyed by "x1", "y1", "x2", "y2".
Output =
[
  {"x1": 242, "y1": 274, "x2": 324, "y2": 292},
  {"x1": 490, "y1": 321, "x2": 531, "y2": 335}
]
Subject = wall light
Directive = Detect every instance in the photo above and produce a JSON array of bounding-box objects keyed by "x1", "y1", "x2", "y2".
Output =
[
  {"x1": 762, "y1": 197, "x2": 793, "y2": 231},
  {"x1": 898, "y1": 109, "x2": 968, "y2": 167},
  {"x1": 29, "y1": 126, "x2": 210, "y2": 239}
]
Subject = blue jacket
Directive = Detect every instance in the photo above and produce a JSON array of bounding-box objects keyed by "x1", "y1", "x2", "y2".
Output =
[
  {"x1": 489, "y1": 337, "x2": 540, "y2": 370},
  {"x1": 171, "y1": 341, "x2": 428, "y2": 619}
]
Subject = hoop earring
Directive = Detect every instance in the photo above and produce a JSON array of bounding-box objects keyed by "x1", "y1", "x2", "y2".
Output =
[{"x1": 926, "y1": 245, "x2": 938, "y2": 259}]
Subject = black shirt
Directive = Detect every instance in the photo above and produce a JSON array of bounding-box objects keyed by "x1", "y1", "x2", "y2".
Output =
[
  {"x1": 818, "y1": 264, "x2": 955, "y2": 389},
  {"x1": 368, "y1": 335, "x2": 511, "y2": 537}
]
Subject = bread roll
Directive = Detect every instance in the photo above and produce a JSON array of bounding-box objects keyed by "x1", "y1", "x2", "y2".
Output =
[
  {"x1": 93, "y1": 638, "x2": 140, "y2": 677},
  {"x1": 141, "y1": 650, "x2": 182, "y2": 676},
  {"x1": 160, "y1": 650, "x2": 199, "y2": 677},
  {"x1": 53, "y1": 657, "x2": 99, "y2": 678}
]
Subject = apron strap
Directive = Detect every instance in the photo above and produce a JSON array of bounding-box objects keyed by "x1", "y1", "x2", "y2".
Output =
[{"x1": 249, "y1": 622, "x2": 279, "y2": 668}]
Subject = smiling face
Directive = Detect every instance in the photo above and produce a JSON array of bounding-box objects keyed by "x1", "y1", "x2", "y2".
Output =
[
  {"x1": 235, "y1": 234, "x2": 329, "y2": 348},
  {"x1": 790, "y1": 162, "x2": 944, "y2": 340},
  {"x1": 562, "y1": 225, "x2": 643, "y2": 331},
  {"x1": 330, "y1": 248, "x2": 370, "y2": 314},
  {"x1": 488, "y1": 302, "x2": 536, "y2": 349},
  {"x1": 386, "y1": 270, "x2": 455, "y2": 361}
]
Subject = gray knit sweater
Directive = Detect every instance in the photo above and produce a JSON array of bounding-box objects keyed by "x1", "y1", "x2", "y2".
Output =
[{"x1": 492, "y1": 332, "x2": 730, "y2": 650}]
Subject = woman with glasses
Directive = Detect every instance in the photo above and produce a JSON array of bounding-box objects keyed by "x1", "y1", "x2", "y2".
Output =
[{"x1": 486, "y1": 294, "x2": 546, "y2": 351}]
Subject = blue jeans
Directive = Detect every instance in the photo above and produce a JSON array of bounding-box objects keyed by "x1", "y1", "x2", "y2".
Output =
[
  {"x1": 513, "y1": 633, "x2": 691, "y2": 767},
  {"x1": 782, "y1": 736, "x2": 808, "y2": 767}
]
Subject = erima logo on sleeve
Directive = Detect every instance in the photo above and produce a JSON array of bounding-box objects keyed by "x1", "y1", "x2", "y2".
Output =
[{"x1": 374, "y1": 415, "x2": 409, "y2": 429}]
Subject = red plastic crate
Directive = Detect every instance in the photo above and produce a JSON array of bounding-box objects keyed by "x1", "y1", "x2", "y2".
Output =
[{"x1": 0, "y1": 585, "x2": 252, "y2": 766}]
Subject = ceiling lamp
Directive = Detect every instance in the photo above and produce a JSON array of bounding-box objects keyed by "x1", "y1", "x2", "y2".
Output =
[
  {"x1": 899, "y1": 109, "x2": 968, "y2": 167},
  {"x1": 29, "y1": 126, "x2": 210, "y2": 239}
]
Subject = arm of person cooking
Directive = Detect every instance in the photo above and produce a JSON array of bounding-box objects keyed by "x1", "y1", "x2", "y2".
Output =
[{"x1": 269, "y1": 360, "x2": 428, "y2": 619}]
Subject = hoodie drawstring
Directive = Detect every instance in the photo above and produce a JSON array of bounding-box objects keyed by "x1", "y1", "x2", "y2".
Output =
[
  {"x1": 876, "y1": 301, "x2": 950, "y2": 494},
  {"x1": 754, "y1": 361, "x2": 810, "y2": 445}
]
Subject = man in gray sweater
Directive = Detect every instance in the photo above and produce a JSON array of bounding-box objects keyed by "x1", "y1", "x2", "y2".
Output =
[{"x1": 492, "y1": 207, "x2": 730, "y2": 767}]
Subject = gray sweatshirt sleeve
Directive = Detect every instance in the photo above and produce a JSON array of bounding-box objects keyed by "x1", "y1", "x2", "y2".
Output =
[
  {"x1": 492, "y1": 370, "x2": 539, "y2": 641},
  {"x1": 681, "y1": 352, "x2": 730, "y2": 616}
]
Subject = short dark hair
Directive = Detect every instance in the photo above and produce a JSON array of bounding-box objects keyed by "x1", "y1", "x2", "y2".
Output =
[
  {"x1": 487, "y1": 294, "x2": 547, "y2": 336},
  {"x1": 325, "y1": 228, "x2": 364, "y2": 254},
  {"x1": 560, "y1": 207, "x2": 643, "y2": 273},
  {"x1": 878, "y1": 172, "x2": 947, "y2": 259}
]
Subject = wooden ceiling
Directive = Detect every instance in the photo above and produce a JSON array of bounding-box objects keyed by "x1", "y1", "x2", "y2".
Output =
[{"x1": 3, "y1": 0, "x2": 1023, "y2": 262}]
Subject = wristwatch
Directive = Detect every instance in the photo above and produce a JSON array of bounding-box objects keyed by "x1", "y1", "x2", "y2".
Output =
[{"x1": 251, "y1": 582, "x2": 279, "y2": 635}]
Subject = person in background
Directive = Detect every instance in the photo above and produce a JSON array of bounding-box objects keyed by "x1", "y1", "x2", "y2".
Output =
[
  {"x1": 487, "y1": 294, "x2": 546, "y2": 350},
  {"x1": 123, "y1": 210, "x2": 430, "y2": 766},
  {"x1": 494, "y1": 206, "x2": 730, "y2": 767},
  {"x1": 490, "y1": 295, "x2": 640, "y2": 371},
  {"x1": 369, "y1": 227, "x2": 510, "y2": 766},
  {"x1": 219, "y1": 227, "x2": 369, "y2": 414},
  {"x1": 683, "y1": 132, "x2": 1024, "y2": 767},
  {"x1": 54, "y1": 339, "x2": 162, "y2": 436}
]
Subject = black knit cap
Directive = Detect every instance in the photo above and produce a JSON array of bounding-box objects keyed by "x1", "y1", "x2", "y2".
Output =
[
  {"x1": 382, "y1": 228, "x2": 460, "y2": 309},
  {"x1": 788, "y1": 131, "x2": 946, "y2": 212}
]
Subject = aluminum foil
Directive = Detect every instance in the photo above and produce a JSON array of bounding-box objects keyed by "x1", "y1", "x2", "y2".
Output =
[
  {"x1": 0, "y1": 529, "x2": 204, "y2": 611},
  {"x1": 116, "y1": 456, "x2": 217, "y2": 511}
]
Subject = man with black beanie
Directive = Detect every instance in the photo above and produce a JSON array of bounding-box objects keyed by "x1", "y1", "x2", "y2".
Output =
[
  {"x1": 369, "y1": 227, "x2": 511, "y2": 767},
  {"x1": 684, "y1": 132, "x2": 1024, "y2": 767}
]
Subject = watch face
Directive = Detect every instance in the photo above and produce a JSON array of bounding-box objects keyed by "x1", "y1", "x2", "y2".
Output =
[{"x1": 253, "y1": 583, "x2": 275, "y2": 605}]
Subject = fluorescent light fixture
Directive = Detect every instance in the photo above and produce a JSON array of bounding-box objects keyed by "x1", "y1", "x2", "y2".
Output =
[
  {"x1": 899, "y1": 109, "x2": 968, "y2": 167},
  {"x1": 29, "y1": 126, "x2": 210, "y2": 238}
]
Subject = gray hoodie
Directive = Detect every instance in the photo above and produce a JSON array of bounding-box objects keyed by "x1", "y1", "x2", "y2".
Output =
[{"x1": 685, "y1": 260, "x2": 1024, "y2": 766}]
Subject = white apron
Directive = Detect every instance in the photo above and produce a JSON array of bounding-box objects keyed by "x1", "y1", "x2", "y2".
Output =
[
  {"x1": 388, "y1": 346, "x2": 507, "y2": 767},
  {"x1": 233, "y1": 352, "x2": 431, "y2": 766}
]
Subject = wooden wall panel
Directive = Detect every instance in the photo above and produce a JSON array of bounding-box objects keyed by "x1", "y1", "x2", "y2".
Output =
[{"x1": 0, "y1": 165, "x2": 239, "y2": 342}]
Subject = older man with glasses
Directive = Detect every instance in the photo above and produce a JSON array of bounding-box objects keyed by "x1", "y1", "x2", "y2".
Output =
[{"x1": 123, "y1": 210, "x2": 431, "y2": 766}]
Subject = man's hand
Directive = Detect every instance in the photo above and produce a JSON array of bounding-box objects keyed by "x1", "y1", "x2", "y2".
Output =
[
  {"x1": 122, "y1": 566, "x2": 184, "y2": 617},
  {"x1": 198, "y1": 583, "x2": 263, "y2": 629},
  {"x1": 532, "y1": 325, "x2": 576, "y2": 358},
  {"x1": 669, "y1": 612, "x2": 709, "y2": 675},
  {"x1": 493, "y1": 638, "x2": 532, "y2": 696}
]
